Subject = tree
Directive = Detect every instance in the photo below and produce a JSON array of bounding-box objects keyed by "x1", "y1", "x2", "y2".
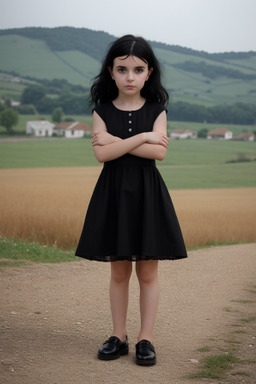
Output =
[
  {"x1": 198, "y1": 128, "x2": 208, "y2": 138},
  {"x1": 0, "y1": 108, "x2": 19, "y2": 133},
  {"x1": 0, "y1": 102, "x2": 4, "y2": 113},
  {"x1": 51, "y1": 107, "x2": 63, "y2": 123},
  {"x1": 21, "y1": 85, "x2": 46, "y2": 105}
]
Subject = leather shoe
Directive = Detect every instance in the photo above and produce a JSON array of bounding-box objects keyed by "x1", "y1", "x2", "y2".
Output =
[
  {"x1": 136, "y1": 339, "x2": 156, "y2": 366},
  {"x1": 98, "y1": 336, "x2": 129, "y2": 360}
]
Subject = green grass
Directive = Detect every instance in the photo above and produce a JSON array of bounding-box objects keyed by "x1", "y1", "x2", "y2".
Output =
[
  {"x1": 0, "y1": 35, "x2": 93, "y2": 86},
  {"x1": 1, "y1": 138, "x2": 255, "y2": 189},
  {"x1": 188, "y1": 353, "x2": 239, "y2": 380},
  {"x1": 239, "y1": 316, "x2": 256, "y2": 323},
  {"x1": 160, "y1": 163, "x2": 256, "y2": 189},
  {"x1": 154, "y1": 47, "x2": 256, "y2": 104},
  {"x1": 197, "y1": 346, "x2": 211, "y2": 352},
  {"x1": 0, "y1": 237, "x2": 77, "y2": 264},
  {"x1": 0, "y1": 79, "x2": 26, "y2": 101}
]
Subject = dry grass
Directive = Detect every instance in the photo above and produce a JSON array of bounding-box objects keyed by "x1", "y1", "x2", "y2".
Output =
[{"x1": 1, "y1": 167, "x2": 256, "y2": 250}]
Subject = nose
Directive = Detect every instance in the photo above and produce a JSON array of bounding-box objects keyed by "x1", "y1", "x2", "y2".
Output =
[{"x1": 127, "y1": 71, "x2": 134, "y2": 82}]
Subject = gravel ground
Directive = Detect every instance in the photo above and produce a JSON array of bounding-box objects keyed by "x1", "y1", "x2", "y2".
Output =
[{"x1": 1, "y1": 243, "x2": 256, "y2": 384}]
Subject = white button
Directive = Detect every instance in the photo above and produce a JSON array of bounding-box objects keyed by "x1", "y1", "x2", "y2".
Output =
[
  {"x1": 129, "y1": 120, "x2": 132, "y2": 124},
  {"x1": 129, "y1": 128, "x2": 132, "y2": 132},
  {"x1": 129, "y1": 113, "x2": 132, "y2": 116}
]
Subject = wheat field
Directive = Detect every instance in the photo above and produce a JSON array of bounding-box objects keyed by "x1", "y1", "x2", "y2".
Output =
[{"x1": 1, "y1": 167, "x2": 256, "y2": 250}]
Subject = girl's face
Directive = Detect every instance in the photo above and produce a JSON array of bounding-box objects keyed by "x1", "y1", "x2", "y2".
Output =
[{"x1": 109, "y1": 55, "x2": 153, "y2": 97}]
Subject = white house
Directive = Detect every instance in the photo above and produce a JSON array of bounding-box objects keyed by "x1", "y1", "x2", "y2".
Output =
[
  {"x1": 26, "y1": 121, "x2": 55, "y2": 137},
  {"x1": 170, "y1": 129, "x2": 197, "y2": 139},
  {"x1": 53, "y1": 122, "x2": 92, "y2": 138},
  {"x1": 207, "y1": 128, "x2": 233, "y2": 140},
  {"x1": 233, "y1": 132, "x2": 255, "y2": 142}
]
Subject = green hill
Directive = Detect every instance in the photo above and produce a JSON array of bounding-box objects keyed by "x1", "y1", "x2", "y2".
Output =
[{"x1": 0, "y1": 27, "x2": 256, "y2": 105}]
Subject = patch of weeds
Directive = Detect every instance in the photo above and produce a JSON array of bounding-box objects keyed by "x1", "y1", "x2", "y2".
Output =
[
  {"x1": 197, "y1": 346, "x2": 211, "y2": 352},
  {"x1": 0, "y1": 260, "x2": 26, "y2": 268},
  {"x1": 225, "y1": 339, "x2": 242, "y2": 345},
  {"x1": 245, "y1": 288, "x2": 256, "y2": 294},
  {"x1": 239, "y1": 316, "x2": 256, "y2": 323},
  {"x1": 0, "y1": 237, "x2": 77, "y2": 263},
  {"x1": 223, "y1": 306, "x2": 232, "y2": 312},
  {"x1": 187, "y1": 353, "x2": 239, "y2": 380},
  {"x1": 243, "y1": 359, "x2": 256, "y2": 364},
  {"x1": 231, "y1": 299, "x2": 255, "y2": 304},
  {"x1": 232, "y1": 371, "x2": 251, "y2": 377},
  {"x1": 232, "y1": 330, "x2": 246, "y2": 335}
]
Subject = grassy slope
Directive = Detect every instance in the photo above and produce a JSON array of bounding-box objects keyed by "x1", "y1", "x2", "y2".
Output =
[
  {"x1": 0, "y1": 35, "x2": 95, "y2": 87},
  {"x1": 155, "y1": 47, "x2": 256, "y2": 104},
  {"x1": 1, "y1": 34, "x2": 256, "y2": 104},
  {"x1": 0, "y1": 139, "x2": 255, "y2": 189}
]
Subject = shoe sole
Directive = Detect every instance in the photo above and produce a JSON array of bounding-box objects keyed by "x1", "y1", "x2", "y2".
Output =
[
  {"x1": 136, "y1": 358, "x2": 156, "y2": 366},
  {"x1": 98, "y1": 348, "x2": 129, "y2": 361}
]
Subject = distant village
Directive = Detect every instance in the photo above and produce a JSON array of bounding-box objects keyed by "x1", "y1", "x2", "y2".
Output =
[
  {"x1": 170, "y1": 128, "x2": 255, "y2": 141},
  {"x1": 26, "y1": 120, "x2": 92, "y2": 139},
  {"x1": 26, "y1": 120, "x2": 255, "y2": 141}
]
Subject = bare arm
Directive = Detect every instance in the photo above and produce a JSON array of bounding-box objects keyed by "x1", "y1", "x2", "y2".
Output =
[
  {"x1": 129, "y1": 111, "x2": 168, "y2": 161},
  {"x1": 92, "y1": 111, "x2": 148, "y2": 163},
  {"x1": 92, "y1": 110, "x2": 168, "y2": 163}
]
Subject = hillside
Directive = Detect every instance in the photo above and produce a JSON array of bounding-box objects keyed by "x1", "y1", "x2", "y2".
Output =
[{"x1": 0, "y1": 27, "x2": 256, "y2": 105}]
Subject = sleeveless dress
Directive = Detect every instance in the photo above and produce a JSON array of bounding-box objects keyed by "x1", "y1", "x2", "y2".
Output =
[{"x1": 75, "y1": 101, "x2": 187, "y2": 262}]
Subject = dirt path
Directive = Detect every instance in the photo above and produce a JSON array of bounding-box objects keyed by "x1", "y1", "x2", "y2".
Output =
[{"x1": 1, "y1": 243, "x2": 256, "y2": 384}]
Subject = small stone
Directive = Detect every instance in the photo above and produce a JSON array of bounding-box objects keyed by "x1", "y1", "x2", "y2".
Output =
[{"x1": 188, "y1": 358, "x2": 199, "y2": 364}]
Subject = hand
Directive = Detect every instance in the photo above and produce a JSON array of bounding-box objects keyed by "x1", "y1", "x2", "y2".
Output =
[
  {"x1": 92, "y1": 131, "x2": 121, "y2": 146},
  {"x1": 145, "y1": 132, "x2": 169, "y2": 148}
]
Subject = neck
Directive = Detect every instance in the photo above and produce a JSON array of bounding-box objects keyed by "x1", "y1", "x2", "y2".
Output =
[{"x1": 113, "y1": 95, "x2": 146, "y2": 111}]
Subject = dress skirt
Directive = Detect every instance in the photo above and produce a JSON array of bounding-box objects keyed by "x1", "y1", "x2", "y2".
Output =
[{"x1": 75, "y1": 156, "x2": 187, "y2": 262}]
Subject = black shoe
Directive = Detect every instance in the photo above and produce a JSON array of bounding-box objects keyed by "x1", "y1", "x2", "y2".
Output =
[
  {"x1": 136, "y1": 340, "x2": 156, "y2": 366},
  {"x1": 98, "y1": 336, "x2": 129, "y2": 360}
]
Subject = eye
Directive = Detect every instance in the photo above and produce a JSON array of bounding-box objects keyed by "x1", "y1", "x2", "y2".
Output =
[
  {"x1": 117, "y1": 67, "x2": 126, "y2": 73},
  {"x1": 135, "y1": 67, "x2": 144, "y2": 73}
]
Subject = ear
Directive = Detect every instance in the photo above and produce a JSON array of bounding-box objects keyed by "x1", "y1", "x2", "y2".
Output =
[
  {"x1": 146, "y1": 67, "x2": 153, "y2": 81},
  {"x1": 108, "y1": 66, "x2": 114, "y2": 80}
]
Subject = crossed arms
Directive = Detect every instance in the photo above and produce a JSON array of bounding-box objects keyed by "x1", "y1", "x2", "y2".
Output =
[{"x1": 91, "y1": 110, "x2": 169, "y2": 163}]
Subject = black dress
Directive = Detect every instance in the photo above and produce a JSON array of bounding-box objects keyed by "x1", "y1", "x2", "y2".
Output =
[{"x1": 75, "y1": 101, "x2": 187, "y2": 262}]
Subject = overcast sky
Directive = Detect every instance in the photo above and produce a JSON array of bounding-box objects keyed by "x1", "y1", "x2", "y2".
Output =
[{"x1": 1, "y1": 0, "x2": 255, "y2": 53}]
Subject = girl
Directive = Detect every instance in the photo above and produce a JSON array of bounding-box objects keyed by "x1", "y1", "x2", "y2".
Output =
[{"x1": 76, "y1": 35, "x2": 187, "y2": 366}]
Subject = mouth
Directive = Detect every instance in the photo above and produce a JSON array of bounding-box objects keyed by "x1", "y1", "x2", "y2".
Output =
[{"x1": 125, "y1": 85, "x2": 135, "y2": 90}]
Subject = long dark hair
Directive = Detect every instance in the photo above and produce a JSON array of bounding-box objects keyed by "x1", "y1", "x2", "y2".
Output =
[{"x1": 90, "y1": 35, "x2": 169, "y2": 106}]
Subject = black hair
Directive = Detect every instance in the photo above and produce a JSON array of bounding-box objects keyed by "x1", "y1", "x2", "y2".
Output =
[{"x1": 90, "y1": 35, "x2": 169, "y2": 106}]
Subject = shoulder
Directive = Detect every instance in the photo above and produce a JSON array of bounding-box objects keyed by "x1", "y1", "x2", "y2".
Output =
[
  {"x1": 143, "y1": 101, "x2": 167, "y2": 119},
  {"x1": 93, "y1": 102, "x2": 113, "y2": 122}
]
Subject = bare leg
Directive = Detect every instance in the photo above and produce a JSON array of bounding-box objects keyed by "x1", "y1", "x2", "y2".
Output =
[
  {"x1": 109, "y1": 261, "x2": 132, "y2": 342},
  {"x1": 136, "y1": 260, "x2": 159, "y2": 342}
]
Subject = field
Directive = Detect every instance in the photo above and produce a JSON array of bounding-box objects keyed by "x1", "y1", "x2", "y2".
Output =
[
  {"x1": 1, "y1": 138, "x2": 255, "y2": 189},
  {"x1": 0, "y1": 136, "x2": 255, "y2": 250},
  {"x1": 1, "y1": 167, "x2": 256, "y2": 250}
]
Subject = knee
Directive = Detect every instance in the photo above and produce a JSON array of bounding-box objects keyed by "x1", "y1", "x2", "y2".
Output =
[
  {"x1": 136, "y1": 261, "x2": 158, "y2": 285},
  {"x1": 111, "y1": 262, "x2": 132, "y2": 284}
]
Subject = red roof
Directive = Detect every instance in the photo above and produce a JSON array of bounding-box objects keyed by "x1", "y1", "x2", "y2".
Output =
[
  {"x1": 172, "y1": 129, "x2": 195, "y2": 134},
  {"x1": 54, "y1": 122, "x2": 92, "y2": 131},
  {"x1": 233, "y1": 132, "x2": 254, "y2": 140},
  {"x1": 208, "y1": 128, "x2": 232, "y2": 135}
]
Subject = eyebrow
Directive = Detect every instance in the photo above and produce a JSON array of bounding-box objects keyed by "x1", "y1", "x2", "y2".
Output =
[{"x1": 116, "y1": 65, "x2": 146, "y2": 69}]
